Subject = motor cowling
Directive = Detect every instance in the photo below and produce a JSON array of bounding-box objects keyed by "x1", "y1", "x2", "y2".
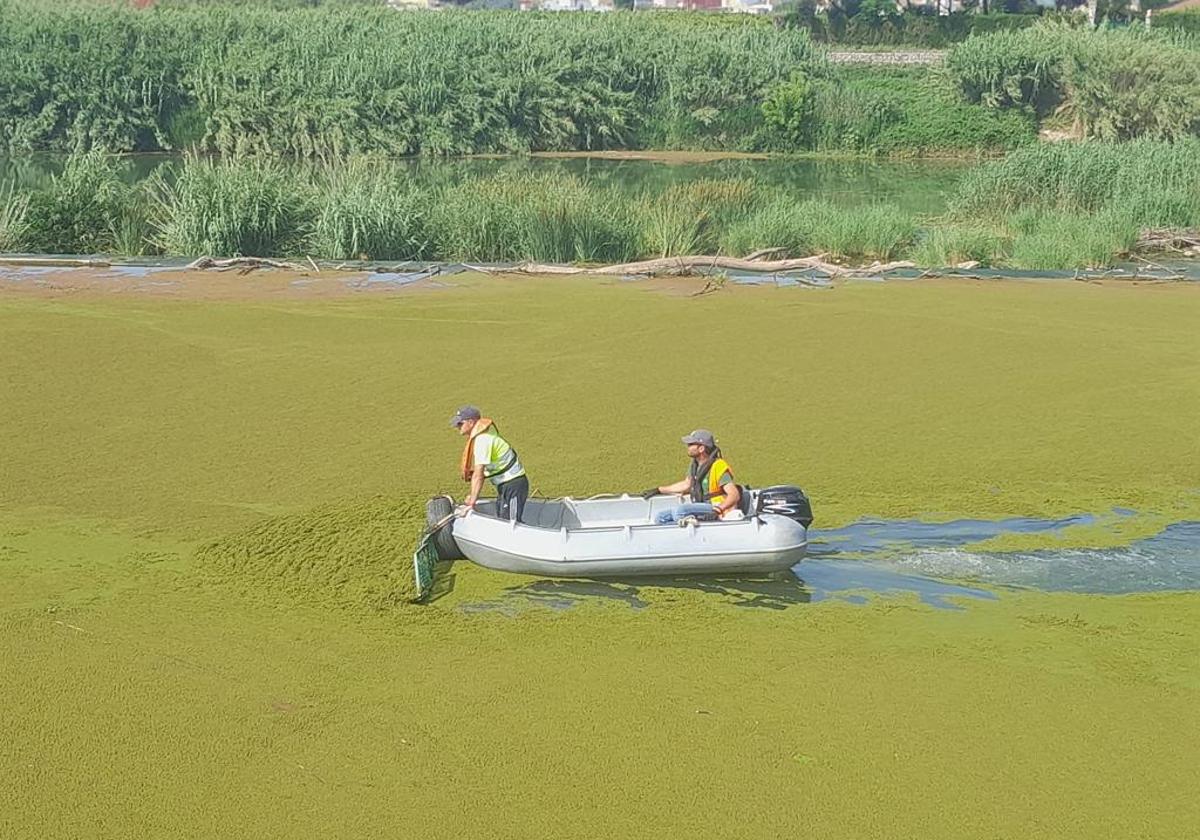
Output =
[{"x1": 755, "y1": 485, "x2": 814, "y2": 528}]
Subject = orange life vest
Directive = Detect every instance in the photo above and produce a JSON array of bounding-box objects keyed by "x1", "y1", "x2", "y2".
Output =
[
  {"x1": 689, "y1": 455, "x2": 733, "y2": 507},
  {"x1": 460, "y1": 418, "x2": 496, "y2": 482}
]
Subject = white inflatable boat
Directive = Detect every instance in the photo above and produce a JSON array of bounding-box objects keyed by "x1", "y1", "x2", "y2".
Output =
[{"x1": 422, "y1": 487, "x2": 810, "y2": 585}]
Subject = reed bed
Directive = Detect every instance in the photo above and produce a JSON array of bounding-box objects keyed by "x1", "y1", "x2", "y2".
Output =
[
  {"x1": 3, "y1": 148, "x2": 1198, "y2": 269},
  {"x1": 0, "y1": 1, "x2": 817, "y2": 156},
  {"x1": 947, "y1": 23, "x2": 1200, "y2": 142}
]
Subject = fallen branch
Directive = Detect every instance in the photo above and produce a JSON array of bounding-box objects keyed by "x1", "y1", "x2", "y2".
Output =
[
  {"x1": 185, "y1": 256, "x2": 305, "y2": 272},
  {"x1": 743, "y1": 247, "x2": 789, "y2": 262},
  {"x1": 1135, "y1": 228, "x2": 1200, "y2": 254}
]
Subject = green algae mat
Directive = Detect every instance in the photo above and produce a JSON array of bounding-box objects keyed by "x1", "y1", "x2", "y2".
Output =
[{"x1": 2, "y1": 274, "x2": 1199, "y2": 838}]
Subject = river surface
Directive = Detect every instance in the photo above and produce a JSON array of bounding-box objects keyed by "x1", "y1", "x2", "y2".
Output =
[{"x1": 469, "y1": 515, "x2": 1200, "y2": 613}]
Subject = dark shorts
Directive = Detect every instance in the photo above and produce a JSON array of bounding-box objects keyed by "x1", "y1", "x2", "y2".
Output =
[{"x1": 496, "y1": 474, "x2": 529, "y2": 523}]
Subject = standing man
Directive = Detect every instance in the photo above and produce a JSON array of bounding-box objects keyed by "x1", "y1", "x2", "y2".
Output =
[
  {"x1": 450, "y1": 405, "x2": 529, "y2": 523},
  {"x1": 643, "y1": 429, "x2": 741, "y2": 525}
]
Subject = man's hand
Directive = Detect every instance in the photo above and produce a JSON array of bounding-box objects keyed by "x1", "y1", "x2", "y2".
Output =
[
  {"x1": 639, "y1": 488, "x2": 659, "y2": 499},
  {"x1": 455, "y1": 501, "x2": 475, "y2": 518}
]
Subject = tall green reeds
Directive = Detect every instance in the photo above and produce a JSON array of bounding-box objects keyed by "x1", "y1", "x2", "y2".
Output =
[
  {"x1": 720, "y1": 197, "x2": 916, "y2": 261},
  {"x1": 433, "y1": 171, "x2": 637, "y2": 264},
  {"x1": 310, "y1": 159, "x2": 432, "y2": 261},
  {"x1": 0, "y1": 2, "x2": 817, "y2": 156},
  {"x1": 947, "y1": 24, "x2": 1200, "y2": 141},
  {"x1": 21, "y1": 151, "x2": 133, "y2": 254},
  {"x1": 4, "y1": 147, "x2": 1196, "y2": 270},
  {"x1": 950, "y1": 140, "x2": 1200, "y2": 226},
  {"x1": 0, "y1": 179, "x2": 30, "y2": 252},
  {"x1": 639, "y1": 180, "x2": 758, "y2": 257},
  {"x1": 148, "y1": 155, "x2": 308, "y2": 257}
]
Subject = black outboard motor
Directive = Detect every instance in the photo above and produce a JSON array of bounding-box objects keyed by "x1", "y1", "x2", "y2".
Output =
[{"x1": 755, "y1": 485, "x2": 814, "y2": 528}]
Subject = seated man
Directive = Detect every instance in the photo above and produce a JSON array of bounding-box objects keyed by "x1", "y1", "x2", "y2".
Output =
[{"x1": 643, "y1": 429, "x2": 741, "y2": 525}]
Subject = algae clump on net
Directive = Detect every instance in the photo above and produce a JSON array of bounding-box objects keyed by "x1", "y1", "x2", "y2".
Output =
[{"x1": 195, "y1": 497, "x2": 426, "y2": 610}]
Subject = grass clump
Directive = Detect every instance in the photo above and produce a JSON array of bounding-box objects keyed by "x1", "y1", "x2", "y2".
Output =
[
  {"x1": 310, "y1": 158, "x2": 432, "y2": 261},
  {"x1": 1005, "y1": 208, "x2": 1139, "y2": 270},
  {"x1": 149, "y1": 154, "x2": 309, "y2": 257},
  {"x1": 0, "y1": 179, "x2": 31, "y2": 252},
  {"x1": 639, "y1": 179, "x2": 758, "y2": 257},
  {"x1": 909, "y1": 225, "x2": 1006, "y2": 268},
  {"x1": 21, "y1": 151, "x2": 134, "y2": 254},
  {"x1": 433, "y1": 171, "x2": 637, "y2": 264},
  {"x1": 951, "y1": 139, "x2": 1200, "y2": 223},
  {"x1": 195, "y1": 496, "x2": 425, "y2": 611},
  {"x1": 722, "y1": 197, "x2": 916, "y2": 261}
]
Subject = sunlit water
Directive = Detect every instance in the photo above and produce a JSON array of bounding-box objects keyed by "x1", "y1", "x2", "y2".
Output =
[{"x1": 479, "y1": 514, "x2": 1200, "y2": 613}]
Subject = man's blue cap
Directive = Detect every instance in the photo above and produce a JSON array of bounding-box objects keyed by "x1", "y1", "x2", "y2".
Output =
[{"x1": 450, "y1": 405, "x2": 481, "y2": 427}]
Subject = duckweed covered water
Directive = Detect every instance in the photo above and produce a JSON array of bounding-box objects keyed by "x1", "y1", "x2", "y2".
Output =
[
  {"x1": 2, "y1": 272, "x2": 1198, "y2": 838},
  {"x1": 196, "y1": 497, "x2": 425, "y2": 609}
]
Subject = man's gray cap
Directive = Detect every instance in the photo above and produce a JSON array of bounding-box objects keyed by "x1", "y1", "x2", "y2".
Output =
[
  {"x1": 450, "y1": 405, "x2": 482, "y2": 427},
  {"x1": 681, "y1": 429, "x2": 716, "y2": 449}
]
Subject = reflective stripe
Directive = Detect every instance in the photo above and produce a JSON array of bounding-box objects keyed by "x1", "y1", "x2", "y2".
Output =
[{"x1": 482, "y1": 434, "x2": 525, "y2": 486}]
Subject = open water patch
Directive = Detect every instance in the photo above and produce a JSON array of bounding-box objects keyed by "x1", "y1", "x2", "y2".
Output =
[
  {"x1": 474, "y1": 513, "x2": 1200, "y2": 614},
  {"x1": 807, "y1": 515, "x2": 1200, "y2": 599}
]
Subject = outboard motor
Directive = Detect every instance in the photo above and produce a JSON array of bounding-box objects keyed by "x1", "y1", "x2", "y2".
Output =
[{"x1": 755, "y1": 485, "x2": 814, "y2": 529}]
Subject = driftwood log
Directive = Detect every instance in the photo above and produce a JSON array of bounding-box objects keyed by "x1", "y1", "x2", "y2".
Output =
[
  {"x1": 505, "y1": 255, "x2": 916, "y2": 278},
  {"x1": 185, "y1": 256, "x2": 306, "y2": 272},
  {"x1": 1135, "y1": 228, "x2": 1200, "y2": 254}
]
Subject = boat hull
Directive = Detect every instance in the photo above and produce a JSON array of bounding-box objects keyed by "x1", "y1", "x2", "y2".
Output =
[{"x1": 451, "y1": 494, "x2": 807, "y2": 578}]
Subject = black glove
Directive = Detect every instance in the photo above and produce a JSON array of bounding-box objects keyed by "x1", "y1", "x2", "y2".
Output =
[{"x1": 639, "y1": 488, "x2": 659, "y2": 499}]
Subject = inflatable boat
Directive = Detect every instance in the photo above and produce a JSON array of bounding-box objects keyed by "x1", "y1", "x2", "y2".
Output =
[{"x1": 414, "y1": 487, "x2": 812, "y2": 597}]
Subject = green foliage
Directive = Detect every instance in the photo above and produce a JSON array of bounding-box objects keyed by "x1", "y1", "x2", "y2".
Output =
[
  {"x1": 639, "y1": 179, "x2": 758, "y2": 256},
  {"x1": 762, "y1": 67, "x2": 1035, "y2": 154},
  {"x1": 0, "y1": 178, "x2": 31, "y2": 252},
  {"x1": 1156, "y1": 9, "x2": 1200, "y2": 35},
  {"x1": 0, "y1": 2, "x2": 817, "y2": 156},
  {"x1": 761, "y1": 75, "x2": 817, "y2": 149},
  {"x1": 310, "y1": 158, "x2": 432, "y2": 261},
  {"x1": 1064, "y1": 33, "x2": 1200, "y2": 141},
  {"x1": 908, "y1": 224, "x2": 1006, "y2": 267},
  {"x1": 947, "y1": 23, "x2": 1200, "y2": 140},
  {"x1": 9, "y1": 147, "x2": 1195, "y2": 270},
  {"x1": 148, "y1": 154, "x2": 309, "y2": 256},
  {"x1": 1005, "y1": 207, "x2": 1139, "y2": 270},
  {"x1": 950, "y1": 139, "x2": 1200, "y2": 226},
  {"x1": 945, "y1": 23, "x2": 1073, "y2": 113},
  {"x1": 777, "y1": 7, "x2": 1042, "y2": 48},
  {"x1": 22, "y1": 151, "x2": 133, "y2": 254},
  {"x1": 432, "y1": 171, "x2": 638, "y2": 264},
  {"x1": 720, "y1": 196, "x2": 916, "y2": 260}
]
